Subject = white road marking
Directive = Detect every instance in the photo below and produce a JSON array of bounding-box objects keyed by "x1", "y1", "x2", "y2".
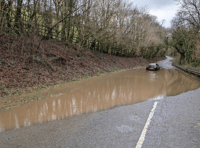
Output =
[{"x1": 135, "y1": 101, "x2": 158, "y2": 148}]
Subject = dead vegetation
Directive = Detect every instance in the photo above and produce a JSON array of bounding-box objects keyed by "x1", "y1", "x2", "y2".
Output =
[
  {"x1": 0, "y1": 0, "x2": 167, "y2": 98},
  {"x1": 0, "y1": 34, "x2": 154, "y2": 97}
]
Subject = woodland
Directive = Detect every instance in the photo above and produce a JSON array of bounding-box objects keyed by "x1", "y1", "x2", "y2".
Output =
[{"x1": 0, "y1": 0, "x2": 199, "y2": 98}]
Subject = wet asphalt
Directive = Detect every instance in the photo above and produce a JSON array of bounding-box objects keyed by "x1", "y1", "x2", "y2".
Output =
[{"x1": 0, "y1": 56, "x2": 200, "y2": 148}]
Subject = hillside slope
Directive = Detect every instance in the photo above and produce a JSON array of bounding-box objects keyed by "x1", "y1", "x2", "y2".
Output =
[{"x1": 0, "y1": 34, "x2": 165, "y2": 97}]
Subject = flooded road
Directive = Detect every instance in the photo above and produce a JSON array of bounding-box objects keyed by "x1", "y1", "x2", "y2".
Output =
[{"x1": 0, "y1": 67, "x2": 199, "y2": 132}]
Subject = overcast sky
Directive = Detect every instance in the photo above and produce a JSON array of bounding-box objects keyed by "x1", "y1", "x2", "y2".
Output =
[{"x1": 131, "y1": 0, "x2": 180, "y2": 28}]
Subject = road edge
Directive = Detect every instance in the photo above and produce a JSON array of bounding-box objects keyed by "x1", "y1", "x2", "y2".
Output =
[{"x1": 172, "y1": 63, "x2": 200, "y2": 77}]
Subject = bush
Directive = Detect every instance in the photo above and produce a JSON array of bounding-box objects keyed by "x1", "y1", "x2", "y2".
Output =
[{"x1": 191, "y1": 58, "x2": 200, "y2": 67}]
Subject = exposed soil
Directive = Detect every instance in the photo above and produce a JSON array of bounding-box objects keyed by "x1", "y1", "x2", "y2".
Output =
[{"x1": 0, "y1": 34, "x2": 165, "y2": 101}]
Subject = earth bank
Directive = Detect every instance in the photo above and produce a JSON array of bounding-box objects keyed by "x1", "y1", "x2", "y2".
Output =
[{"x1": 0, "y1": 34, "x2": 165, "y2": 111}]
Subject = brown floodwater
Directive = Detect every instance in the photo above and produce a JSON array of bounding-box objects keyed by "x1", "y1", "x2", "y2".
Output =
[{"x1": 0, "y1": 68, "x2": 199, "y2": 131}]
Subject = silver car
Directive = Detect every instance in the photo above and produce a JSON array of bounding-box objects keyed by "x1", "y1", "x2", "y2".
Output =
[{"x1": 146, "y1": 63, "x2": 160, "y2": 71}]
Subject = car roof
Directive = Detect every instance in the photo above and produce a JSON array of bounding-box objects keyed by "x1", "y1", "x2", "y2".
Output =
[{"x1": 148, "y1": 63, "x2": 157, "y2": 65}]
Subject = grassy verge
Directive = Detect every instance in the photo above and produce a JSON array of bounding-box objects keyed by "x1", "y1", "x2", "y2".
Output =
[{"x1": 173, "y1": 56, "x2": 200, "y2": 72}]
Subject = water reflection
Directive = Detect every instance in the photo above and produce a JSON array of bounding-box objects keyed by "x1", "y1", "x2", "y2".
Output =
[
  {"x1": 148, "y1": 71, "x2": 156, "y2": 82},
  {"x1": 0, "y1": 69, "x2": 199, "y2": 131}
]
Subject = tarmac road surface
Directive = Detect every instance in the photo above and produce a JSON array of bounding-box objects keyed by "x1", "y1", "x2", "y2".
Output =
[{"x1": 0, "y1": 56, "x2": 199, "y2": 148}]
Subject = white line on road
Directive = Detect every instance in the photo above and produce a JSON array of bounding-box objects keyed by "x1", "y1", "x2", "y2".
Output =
[{"x1": 135, "y1": 101, "x2": 158, "y2": 148}]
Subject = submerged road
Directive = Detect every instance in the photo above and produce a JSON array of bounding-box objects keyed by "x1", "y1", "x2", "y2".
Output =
[{"x1": 0, "y1": 56, "x2": 200, "y2": 148}]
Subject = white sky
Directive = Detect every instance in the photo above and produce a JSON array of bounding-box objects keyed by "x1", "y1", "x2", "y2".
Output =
[{"x1": 131, "y1": 0, "x2": 180, "y2": 28}]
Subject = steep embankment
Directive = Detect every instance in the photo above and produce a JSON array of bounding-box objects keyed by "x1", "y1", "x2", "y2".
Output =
[{"x1": 0, "y1": 34, "x2": 164, "y2": 99}]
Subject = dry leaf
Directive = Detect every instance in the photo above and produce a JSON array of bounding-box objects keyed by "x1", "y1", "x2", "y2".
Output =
[
  {"x1": 195, "y1": 123, "x2": 200, "y2": 128},
  {"x1": 192, "y1": 145, "x2": 196, "y2": 148}
]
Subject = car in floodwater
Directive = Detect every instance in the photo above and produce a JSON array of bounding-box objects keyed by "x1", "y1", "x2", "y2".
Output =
[{"x1": 146, "y1": 63, "x2": 160, "y2": 71}]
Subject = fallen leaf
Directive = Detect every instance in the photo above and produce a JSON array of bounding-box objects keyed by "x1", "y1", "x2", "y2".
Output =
[
  {"x1": 195, "y1": 123, "x2": 200, "y2": 128},
  {"x1": 192, "y1": 145, "x2": 196, "y2": 148}
]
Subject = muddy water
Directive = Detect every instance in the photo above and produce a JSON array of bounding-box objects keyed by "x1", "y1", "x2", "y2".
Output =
[{"x1": 0, "y1": 69, "x2": 199, "y2": 131}]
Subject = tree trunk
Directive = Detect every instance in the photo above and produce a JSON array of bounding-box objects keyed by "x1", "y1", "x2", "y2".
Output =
[
  {"x1": 15, "y1": 0, "x2": 23, "y2": 35},
  {"x1": 179, "y1": 53, "x2": 185, "y2": 65},
  {"x1": 6, "y1": 0, "x2": 13, "y2": 29}
]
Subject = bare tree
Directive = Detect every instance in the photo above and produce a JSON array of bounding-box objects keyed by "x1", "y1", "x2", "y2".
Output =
[
  {"x1": 0, "y1": 0, "x2": 166, "y2": 58},
  {"x1": 176, "y1": 0, "x2": 200, "y2": 31}
]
